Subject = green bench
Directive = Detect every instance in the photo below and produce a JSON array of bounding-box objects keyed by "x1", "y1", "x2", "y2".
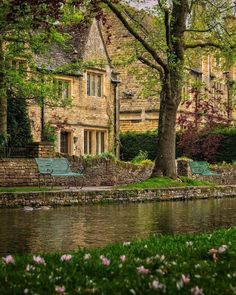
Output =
[
  {"x1": 35, "y1": 158, "x2": 84, "y2": 187},
  {"x1": 189, "y1": 161, "x2": 219, "y2": 176}
]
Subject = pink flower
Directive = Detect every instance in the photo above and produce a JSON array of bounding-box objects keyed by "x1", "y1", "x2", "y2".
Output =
[
  {"x1": 120, "y1": 255, "x2": 126, "y2": 262},
  {"x1": 208, "y1": 248, "x2": 218, "y2": 262},
  {"x1": 208, "y1": 248, "x2": 218, "y2": 255},
  {"x1": 181, "y1": 274, "x2": 190, "y2": 285},
  {"x1": 55, "y1": 285, "x2": 65, "y2": 294},
  {"x1": 33, "y1": 255, "x2": 45, "y2": 265},
  {"x1": 2, "y1": 255, "x2": 15, "y2": 264},
  {"x1": 100, "y1": 255, "x2": 110, "y2": 266},
  {"x1": 60, "y1": 254, "x2": 72, "y2": 262},
  {"x1": 191, "y1": 286, "x2": 204, "y2": 295},
  {"x1": 137, "y1": 265, "x2": 149, "y2": 274}
]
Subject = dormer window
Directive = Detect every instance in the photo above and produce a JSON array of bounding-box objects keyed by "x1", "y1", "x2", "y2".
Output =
[{"x1": 87, "y1": 73, "x2": 102, "y2": 97}]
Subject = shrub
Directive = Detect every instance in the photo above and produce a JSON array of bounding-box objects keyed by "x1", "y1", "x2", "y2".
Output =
[
  {"x1": 120, "y1": 131, "x2": 158, "y2": 161},
  {"x1": 120, "y1": 127, "x2": 236, "y2": 163},
  {"x1": 7, "y1": 96, "x2": 32, "y2": 147},
  {"x1": 42, "y1": 123, "x2": 57, "y2": 143},
  {"x1": 177, "y1": 126, "x2": 236, "y2": 163},
  {"x1": 131, "y1": 150, "x2": 149, "y2": 164}
]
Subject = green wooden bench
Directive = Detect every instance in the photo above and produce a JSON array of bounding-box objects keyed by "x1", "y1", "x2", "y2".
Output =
[
  {"x1": 35, "y1": 158, "x2": 84, "y2": 187},
  {"x1": 189, "y1": 161, "x2": 219, "y2": 176},
  {"x1": 35, "y1": 158, "x2": 53, "y2": 186}
]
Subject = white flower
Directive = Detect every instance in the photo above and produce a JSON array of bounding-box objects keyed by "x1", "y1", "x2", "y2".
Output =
[
  {"x1": 84, "y1": 253, "x2": 91, "y2": 260},
  {"x1": 218, "y1": 245, "x2": 227, "y2": 253}
]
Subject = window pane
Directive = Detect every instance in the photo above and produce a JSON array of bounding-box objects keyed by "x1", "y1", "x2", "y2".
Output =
[
  {"x1": 87, "y1": 74, "x2": 90, "y2": 96},
  {"x1": 60, "y1": 132, "x2": 69, "y2": 154},
  {"x1": 89, "y1": 131, "x2": 92, "y2": 154},
  {"x1": 57, "y1": 80, "x2": 63, "y2": 98},
  {"x1": 92, "y1": 75, "x2": 95, "y2": 96},
  {"x1": 97, "y1": 76, "x2": 101, "y2": 97},
  {"x1": 63, "y1": 81, "x2": 69, "y2": 99},
  {"x1": 101, "y1": 132, "x2": 105, "y2": 153},
  {"x1": 84, "y1": 131, "x2": 88, "y2": 154},
  {"x1": 96, "y1": 132, "x2": 99, "y2": 154}
]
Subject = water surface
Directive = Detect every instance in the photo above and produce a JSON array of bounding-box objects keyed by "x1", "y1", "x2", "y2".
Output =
[{"x1": 0, "y1": 197, "x2": 235, "y2": 254}]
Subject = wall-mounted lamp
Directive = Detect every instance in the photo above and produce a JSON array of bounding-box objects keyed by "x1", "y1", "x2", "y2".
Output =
[{"x1": 123, "y1": 89, "x2": 135, "y2": 99}]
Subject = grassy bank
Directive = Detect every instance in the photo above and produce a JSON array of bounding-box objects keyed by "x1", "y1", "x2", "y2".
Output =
[
  {"x1": 1, "y1": 227, "x2": 235, "y2": 294},
  {"x1": 119, "y1": 176, "x2": 215, "y2": 189}
]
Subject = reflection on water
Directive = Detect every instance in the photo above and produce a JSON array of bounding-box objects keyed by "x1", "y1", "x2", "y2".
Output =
[{"x1": 0, "y1": 198, "x2": 235, "y2": 255}]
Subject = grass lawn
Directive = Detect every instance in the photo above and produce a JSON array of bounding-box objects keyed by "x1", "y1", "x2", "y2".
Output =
[
  {"x1": 0, "y1": 187, "x2": 57, "y2": 193},
  {"x1": 0, "y1": 227, "x2": 235, "y2": 294},
  {"x1": 118, "y1": 176, "x2": 215, "y2": 189}
]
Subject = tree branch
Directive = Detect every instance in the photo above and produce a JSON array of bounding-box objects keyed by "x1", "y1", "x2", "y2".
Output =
[
  {"x1": 124, "y1": 9, "x2": 149, "y2": 37},
  {"x1": 102, "y1": 0, "x2": 168, "y2": 72},
  {"x1": 184, "y1": 28, "x2": 212, "y2": 33},
  {"x1": 137, "y1": 56, "x2": 164, "y2": 78},
  {"x1": 164, "y1": 9, "x2": 171, "y2": 48},
  {"x1": 184, "y1": 41, "x2": 222, "y2": 49}
]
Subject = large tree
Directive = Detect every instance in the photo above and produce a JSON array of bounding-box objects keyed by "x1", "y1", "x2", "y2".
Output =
[
  {"x1": 0, "y1": 0, "x2": 74, "y2": 144},
  {"x1": 90, "y1": 0, "x2": 236, "y2": 178}
]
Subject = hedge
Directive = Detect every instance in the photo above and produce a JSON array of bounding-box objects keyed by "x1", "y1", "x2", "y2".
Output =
[
  {"x1": 213, "y1": 127, "x2": 236, "y2": 163},
  {"x1": 120, "y1": 127, "x2": 236, "y2": 163},
  {"x1": 120, "y1": 131, "x2": 158, "y2": 161}
]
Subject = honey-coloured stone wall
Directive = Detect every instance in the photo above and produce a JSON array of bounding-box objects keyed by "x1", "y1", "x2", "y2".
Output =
[
  {"x1": 0, "y1": 158, "x2": 153, "y2": 187},
  {"x1": 101, "y1": 13, "x2": 236, "y2": 133}
]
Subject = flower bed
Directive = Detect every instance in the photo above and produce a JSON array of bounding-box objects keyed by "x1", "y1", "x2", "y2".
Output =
[{"x1": 0, "y1": 227, "x2": 235, "y2": 294}]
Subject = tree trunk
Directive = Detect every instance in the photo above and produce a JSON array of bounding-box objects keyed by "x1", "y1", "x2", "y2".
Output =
[
  {"x1": 152, "y1": 0, "x2": 188, "y2": 179},
  {"x1": 0, "y1": 39, "x2": 7, "y2": 136},
  {"x1": 152, "y1": 79, "x2": 178, "y2": 179}
]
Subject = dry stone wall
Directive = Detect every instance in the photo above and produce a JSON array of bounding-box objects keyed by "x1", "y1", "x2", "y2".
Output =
[
  {"x1": 0, "y1": 158, "x2": 235, "y2": 188},
  {"x1": 0, "y1": 158, "x2": 152, "y2": 187},
  {"x1": 0, "y1": 186, "x2": 235, "y2": 208},
  {"x1": 177, "y1": 160, "x2": 236, "y2": 185}
]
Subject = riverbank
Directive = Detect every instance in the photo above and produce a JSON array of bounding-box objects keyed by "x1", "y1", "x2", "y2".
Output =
[
  {"x1": 1, "y1": 227, "x2": 235, "y2": 294},
  {"x1": 0, "y1": 185, "x2": 235, "y2": 208}
]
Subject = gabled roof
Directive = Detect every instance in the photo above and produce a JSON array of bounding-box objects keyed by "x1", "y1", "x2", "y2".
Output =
[
  {"x1": 35, "y1": 20, "x2": 111, "y2": 76},
  {"x1": 34, "y1": 44, "x2": 80, "y2": 74}
]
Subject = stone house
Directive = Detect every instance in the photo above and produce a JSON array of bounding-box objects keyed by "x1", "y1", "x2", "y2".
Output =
[
  {"x1": 27, "y1": 19, "x2": 120, "y2": 157},
  {"x1": 101, "y1": 13, "x2": 236, "y2": 133}
]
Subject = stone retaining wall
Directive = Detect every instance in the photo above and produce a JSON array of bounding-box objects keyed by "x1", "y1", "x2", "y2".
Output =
[
  {"x1": 194, "y1": 167, "x2": 236, "y2": 185},
  {"x1": 0, "y1": 158, "x2": 235, "y2": 187},
  {"x1": 177, "y1": 160, "x2": 236, "y2": 185},
  {"x1": 0, "y1": 186, "x2": 235, "y2": 208},
  {"x1": 0, "y1": 158, "x2": 152, "y2": 187}
]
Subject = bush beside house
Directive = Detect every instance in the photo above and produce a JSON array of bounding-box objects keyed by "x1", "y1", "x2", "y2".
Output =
[{"x1": 120, "y1": 127, "x2": 236, "y2": 163}]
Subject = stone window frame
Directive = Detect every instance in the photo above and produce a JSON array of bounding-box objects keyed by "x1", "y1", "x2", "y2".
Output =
[
  {"x1": 59, "y1": 129, "x2": 73, "y2": 156},
  {"x1": 53, "y1": 77, "x2": 72, "y2": 101},
  {"x1": 84, "y1": 129, "x2": 107, "y2": 155},
  {"x1": 86, "y1": 71, "x2": 103, "y2": 98}
]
